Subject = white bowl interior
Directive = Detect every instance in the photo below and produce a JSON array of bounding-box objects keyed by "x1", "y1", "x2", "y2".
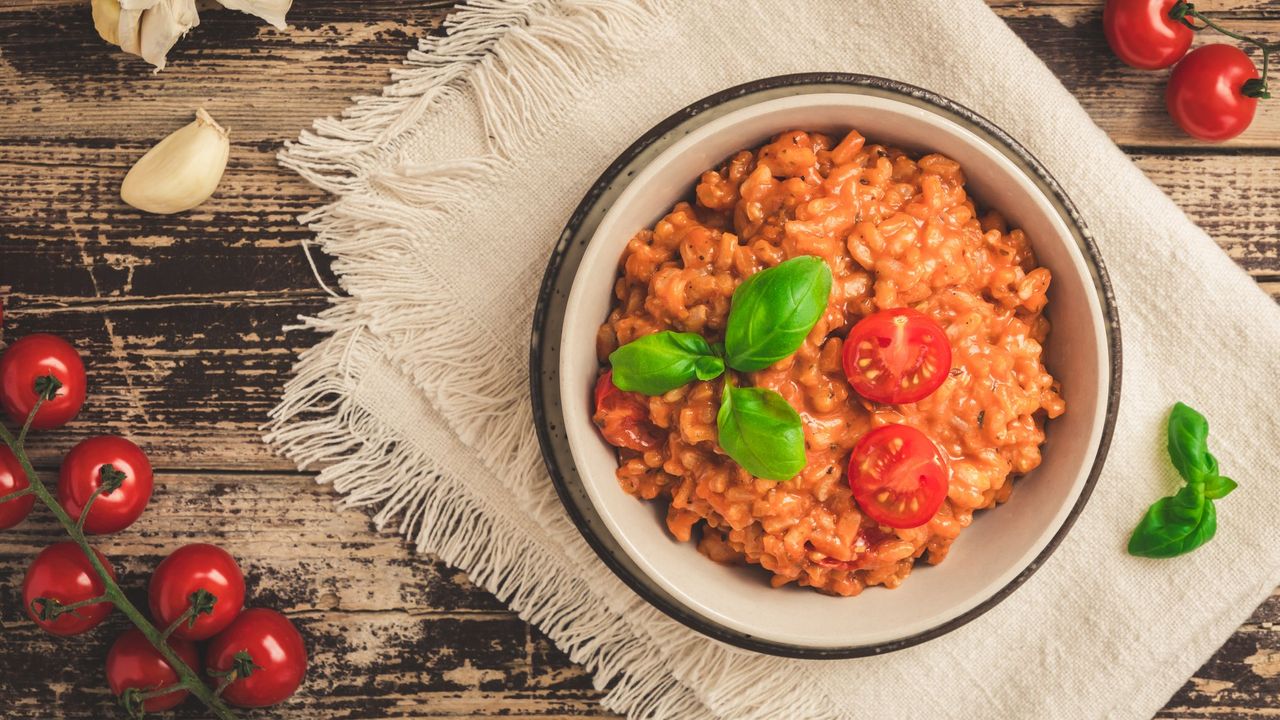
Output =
[{"x1": 560, "y1": 93, "x2": 1109, "y2": 649}]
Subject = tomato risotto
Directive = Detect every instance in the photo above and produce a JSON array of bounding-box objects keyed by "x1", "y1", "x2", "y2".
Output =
[{"x1": 593, "y1": 129, "x2": 1064, "y2": 596}]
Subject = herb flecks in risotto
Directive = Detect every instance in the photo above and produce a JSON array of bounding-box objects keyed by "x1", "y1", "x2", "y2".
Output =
[{"x1": 592, "y1": 129, "x2": 1063, "y2": 596}]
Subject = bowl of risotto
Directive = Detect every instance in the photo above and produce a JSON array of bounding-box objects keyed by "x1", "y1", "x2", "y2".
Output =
[{"x1": 531, "y1": 74, "x2": 1120, "y2": 657}]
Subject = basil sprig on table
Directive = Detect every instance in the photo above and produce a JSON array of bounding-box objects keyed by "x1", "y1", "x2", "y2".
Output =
[
  {"x1": 1128, "y1": 402, "x2": 1237, "y2": 558},
  {"x1": 608, "y1": 256, "x2": 832, "y2": 481}
]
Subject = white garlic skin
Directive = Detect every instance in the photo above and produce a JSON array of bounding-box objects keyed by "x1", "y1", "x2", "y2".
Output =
[{"x1": 121, "y1": 108, "x2": 230, "y2": 215}]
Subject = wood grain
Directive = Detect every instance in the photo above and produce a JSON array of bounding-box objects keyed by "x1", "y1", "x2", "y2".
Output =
[{"x1": 0, "y1": 0, "x2": 1276, "y2": 718}]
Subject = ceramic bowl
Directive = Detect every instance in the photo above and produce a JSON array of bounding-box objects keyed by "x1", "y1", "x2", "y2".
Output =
[{"x1": 531, "y1": 74, "x2": 1120, "y2": 658}]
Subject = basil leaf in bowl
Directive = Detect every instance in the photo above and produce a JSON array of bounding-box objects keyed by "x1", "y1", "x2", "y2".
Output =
[
  {"x1": 724, "y1": 256, "x2": 832, "y2": 372},
  {"x1": 608, "y1": 331, "x2": 724, "y2": 395},
  {"x1": 716, "y1": 384, "x2": 806, "y2": 481}
]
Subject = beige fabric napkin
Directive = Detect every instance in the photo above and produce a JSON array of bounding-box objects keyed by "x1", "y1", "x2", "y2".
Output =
[{"x1": 267, "y1": 1, "x2": 1280, "y2": 717}]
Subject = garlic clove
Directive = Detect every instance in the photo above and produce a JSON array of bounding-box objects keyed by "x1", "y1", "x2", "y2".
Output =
[
  {"x1": 121, "y1": 108, "x2": 230, "y2": 215},
  {"x1": 137, "y1": 0, "x2": 200, "y2": 71},
  {"x1": 115, "y1": 1, "x2": 156, "y2": 55},
  {"x1": 92, "y1": 0, "x2": 123, "y2": 46},
  {"x1": 214, "y1": 0, "x2": 291, "y2": 30}
]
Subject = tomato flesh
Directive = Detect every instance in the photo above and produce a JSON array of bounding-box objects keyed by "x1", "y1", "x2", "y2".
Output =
[
  {"x1": 843, "y1": 308, "x2": 951, "y2": 404},
  {"x1": 849, "y1": 424, "x2": 949, "y2": 529},
  {"x1": 58, "y1": 435, "x2": 154, "y2": 535},
  {"x1": 1166, "y1": 44, "x2": 1260, "y2": 142},
  {"x1": 1103, "y1": 0, "x2": 1193, "y2": 70},
  {"x1": 206, "y1": 608, "x2": 307, "y2": 708},
  {"x1": 23, "y1": 541, "x2": 117, "y2": 636},
  {"x1": 0, "y1": 334, "x2": 87, "y2": 430},
  {"x1": 149, "y1": 543, "x2": 246, "y2": 641},
  {"x1": 107, "y1": 628, "x2": 200, "y2": 712},
  {"x1": 593, "y1": 370, "x2": 661, "y2": 452},
  {"x1": 0, "y1": 444, "x2": 34, "y2": 530}
]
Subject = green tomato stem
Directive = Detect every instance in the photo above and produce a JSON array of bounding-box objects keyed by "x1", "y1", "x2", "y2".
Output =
[
  {"x1": 0, "y1": 421, "x2": 241, "y2": 720},
  {"x1": 160, "y1": 605, "x2": 196, "y2": 641},
  {"x1": 1177, "y1": 4, "x2": 1273, "y2": 97},
  {"x1": 0, "y1": 486, "x2": 33, "y2": 503}
]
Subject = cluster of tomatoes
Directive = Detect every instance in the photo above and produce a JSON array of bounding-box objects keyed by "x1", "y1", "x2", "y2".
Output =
[
  {"x1": 597, "y1": 307, "x2": 954, "y2": 532},
  {"x1": 0, "y1": 331, "x2": 306, "y2": 713},
  {"x1": 1104, "y1": 0, "x2": 1272, "y2": 141}
]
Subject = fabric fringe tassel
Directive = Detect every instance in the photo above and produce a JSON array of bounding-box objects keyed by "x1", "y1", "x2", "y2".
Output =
[{"x1": 269, "y1": 1, "x2": 839, "y2": 718}]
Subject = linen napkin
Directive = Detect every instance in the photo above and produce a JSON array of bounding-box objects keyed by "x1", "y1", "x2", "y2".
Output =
[{"x1": 267, "y1": 1, "x2": 1280, "y2": 717}]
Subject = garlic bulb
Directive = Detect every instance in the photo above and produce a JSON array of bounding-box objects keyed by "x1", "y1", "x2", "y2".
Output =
[
  {"x1": 91, "y1": 0, "x2": 123, "y2": 46},
  {"x1": 93, "y1": 0, "x2": 290, "y2": 70},
  {"x1": 121, "y1": 109, "x2": 230, "y2": 215},
  {"x1": 116, "y1": 0, "x2": 155, "y2": 55},
  {"x1": 137, "y1": 0, "x2": 199, "y2": 71},
  {"x1": 215, "y1": 0, "x2": 291, "y2": 30}
]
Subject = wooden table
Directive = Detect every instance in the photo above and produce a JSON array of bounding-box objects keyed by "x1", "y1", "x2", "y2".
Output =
[{"x1": 0, "y1": 1, "x2": 1276, "y2": 717}]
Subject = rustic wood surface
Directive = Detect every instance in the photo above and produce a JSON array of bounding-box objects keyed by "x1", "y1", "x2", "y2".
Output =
[{"x1": 0, "y1": 1, "x2": 1276, "y2": 717}]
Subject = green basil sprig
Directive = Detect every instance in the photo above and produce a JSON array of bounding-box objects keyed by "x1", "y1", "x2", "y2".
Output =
[
  {"x1": 609, "y1": 331, "x2": 724, "y2": 395},
  {"x1": 725, "y1": 256, "x2": 833, "y2": 372},
  {"x1": 1128, "y1": 402, "x2": 1237, "y2": 558},
  {"x1": 603, "y1": 257, "x2": 832, "y2": 481}
]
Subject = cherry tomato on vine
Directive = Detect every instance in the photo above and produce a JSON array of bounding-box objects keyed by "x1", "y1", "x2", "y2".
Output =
[
  {"x1": 206, "y1": 608, "x2": 307, "y2": 708},
  {"x1": 593, "y1": 370, "x2": 661, "y2": 452},
  {"x1": 1103, "y1": 0, "x2": 1194, "y2": 70},
  {"x1": 1167, "y1": 44, "x2": 1263, "y2": 141},
  {"x1": 150, "y1": 543, "x2": 246, "y2": 641},
  {"x1": 842, "y1": 308, "x2": 952, "y2": 405},
  {"x1": 849, "y1": 424, "x2": 950, "y2": 529},
  {"x1": 0, "y1": 444, "x2": 35, "y2": 529},
  {"x1": 0, "y1": 334, "x2": 86, "y2": 430},
  {"x1": 22, "y1": 541, "x2": 116, "y2": 636},
  {"x1": 106, "y1": 628, "x2": 200, "y2": 713},
  {"x1": 57, "y1": 435, "x2": 153, "y2": 535}
]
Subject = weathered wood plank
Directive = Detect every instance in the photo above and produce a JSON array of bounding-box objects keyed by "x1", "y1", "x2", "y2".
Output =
[
  {"x1": 0, "y1": 2, "x2": 1278, "y2": 149},
  {"x1": 0, "y1": 295, "x2": 329, "y2": 471}
]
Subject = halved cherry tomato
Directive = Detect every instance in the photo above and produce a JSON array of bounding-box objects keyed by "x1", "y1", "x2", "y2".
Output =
[
  {"x1": 593, "y1": 370, "x2": 661, "y2": 452},
  {"x1": 849, "y1": 424, "x2": 949, "y2": 529},
  {"x1": 1103, "y1": 0, "x2": 1194, "y2": 70},
  {"x1": 149, "y1": 543, "x2": 246, "y2": 641},
  {"x1": 843, "y1": 308, "x2": 951, "y2": 404},
  {"x1": 0, "y1": 334, "x2": 87, "y2": 429},
  {"x1": 1167, "y1": 44, "x2": 1261, "y2": 142},
  {"x1": 23, "y1": 541, "x2": 117, "y2": 636},
  {"x1": 106, "y1": 628, "x2": 200, "y2": 712},
  {"x1": 0, "y1": 444, "x2": 35, "y2": 530},
  {"x1": 57, "y1": 435, "x2": 153, "y2": 535}
]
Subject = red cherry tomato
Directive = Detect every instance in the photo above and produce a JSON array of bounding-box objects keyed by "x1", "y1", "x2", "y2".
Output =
[
  {"x1": 0, "y1": 334, "x2": 86, "y2": 430},
  {"x1": 843, "y1": 309, "x2": 951, "y2": 404},
  {"x1": 0, "y1": 444, "x2": 35, "y2": 529},
  {"x1": 206, "y1": 608, "x2": 307, "y2": 708},
  {"x1": 592, "y1": 370, "x2": 661, "y2": 452},
  {"x1": 1166, "y1": 44, "x2": 1261, "y2": 141},
  {"x1": 22, "y1": 541, "x2": 116, "y2": 636},
  {"x1": 1103, "y1": 0, "x2": 1194, "y2": 69},
  {"x1": 57, "y1": 435, "x2": 153, "y2": 535},
  {"x1": 150, "y1": 543, "x2": 246, "y2": 641},
  {"x1": 106, "y1": 628, "x2": 200, "y2": 713},
  {"x1": 849, "y1": 424, "x2": 950, "y2": 529}
]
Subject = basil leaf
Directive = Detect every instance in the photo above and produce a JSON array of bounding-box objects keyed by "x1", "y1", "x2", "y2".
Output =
[
  {"x1": 724, "y1": 256, "x2": 832, "y2": 372},
  {"x1": 608, "y1": 331, "x2": 724, "y2": 395},
  {"x1": 1167, "y1": 402, "x2": 1216, "y2": 484},
  {"x1": 715, "y1": 385, "x2": 806, "y2": 481},
  {"x1": 1203, "y1": 475, "x2": 1237, "y2": 500},
  {"x1": 1127, "y1": 484, "x2": 1217, "y2": 558}
]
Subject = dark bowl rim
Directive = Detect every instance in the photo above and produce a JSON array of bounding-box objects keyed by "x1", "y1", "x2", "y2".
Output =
[{"x1": 529, "y1": 72, "x2": 1122, "y2": 659}]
